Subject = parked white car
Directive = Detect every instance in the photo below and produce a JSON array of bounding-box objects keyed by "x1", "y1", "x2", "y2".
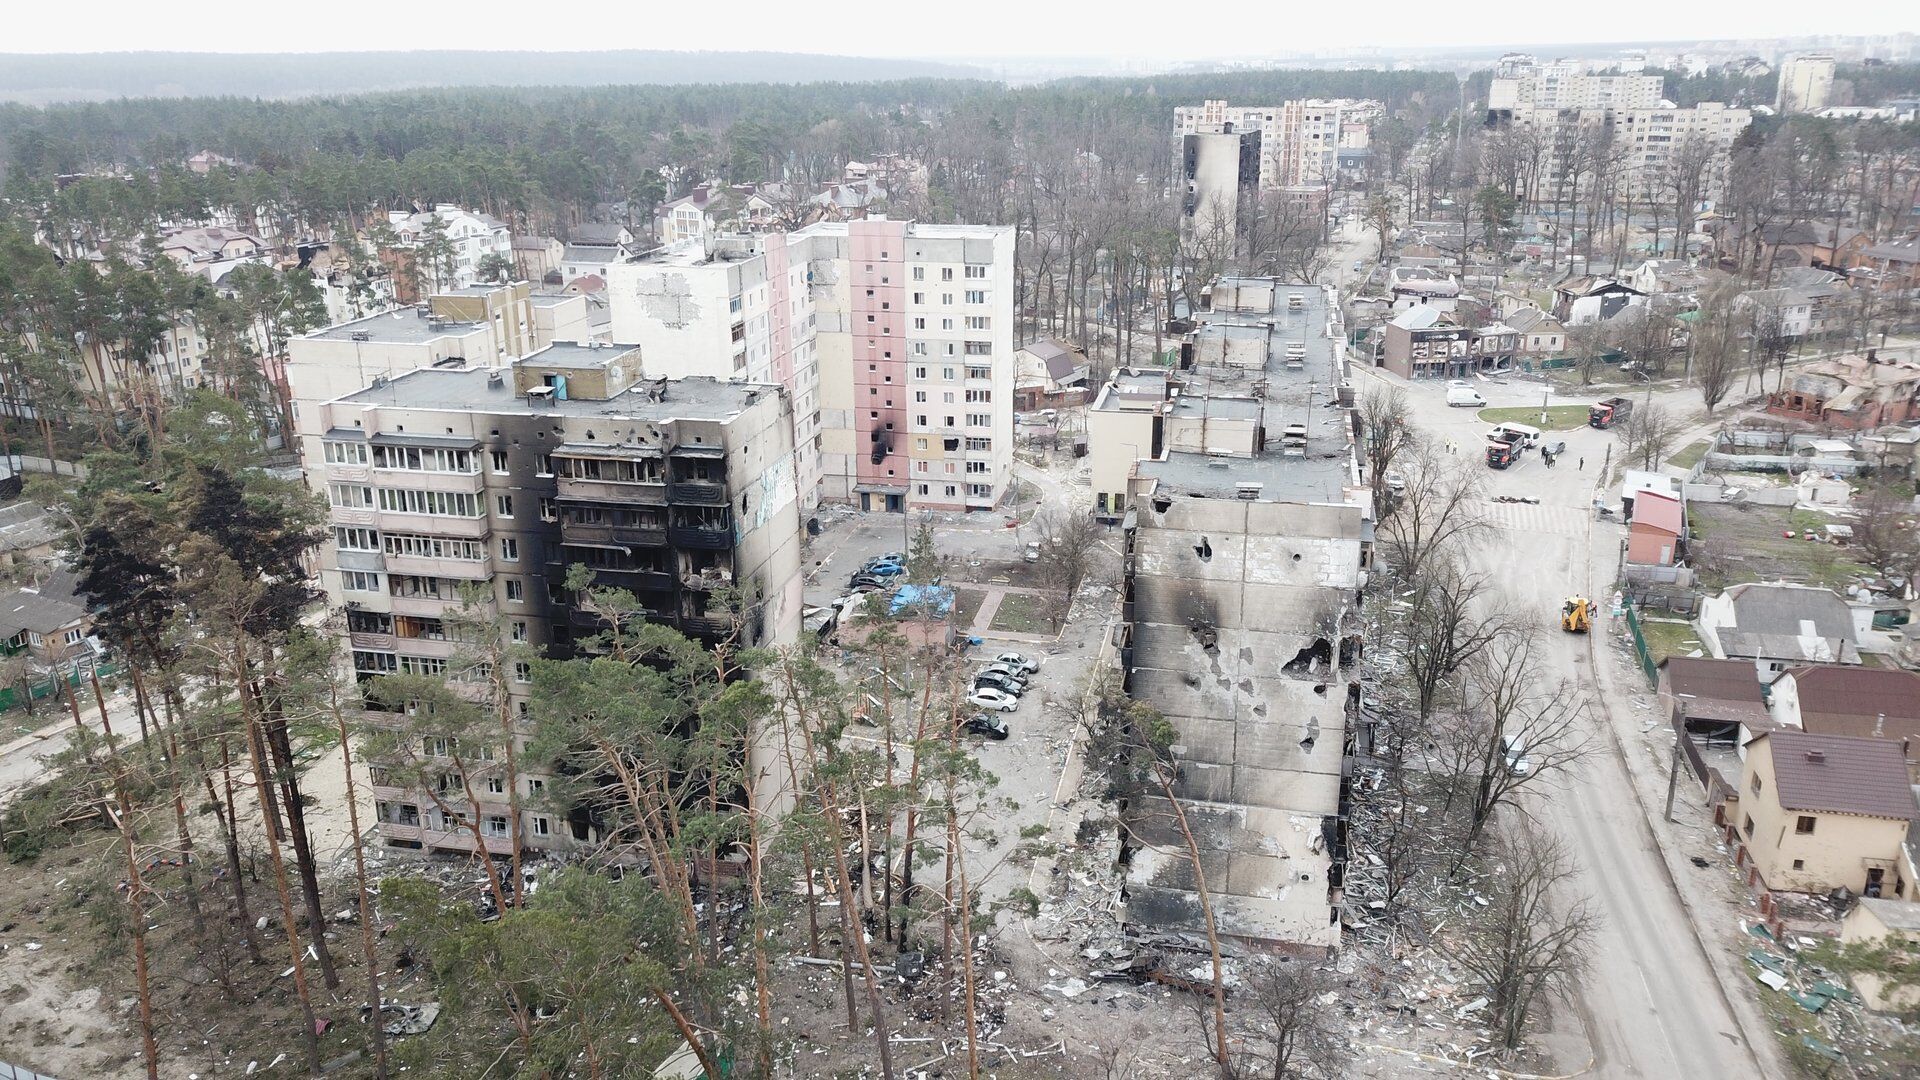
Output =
[
  {"x1": 990, "y1": 651, "x2": 1040, "y2": 674},
  {"x1": 967, "y1": 687, "x2": 1020, "y2": 712}
]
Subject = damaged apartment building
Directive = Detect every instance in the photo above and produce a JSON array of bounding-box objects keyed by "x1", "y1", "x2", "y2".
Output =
[
  {"x1": 1097, "y1": 277, "x2": 1369, "y2": 954},
  {"x1": 295, "y1": 342, "x2": 804, "y2": 856}
]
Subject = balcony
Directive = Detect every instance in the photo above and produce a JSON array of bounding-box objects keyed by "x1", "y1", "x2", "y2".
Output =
[
  {"x1": 349, "y1": 630, "x2": 397, "y2": 651},
  {"x1": 668, "y1": 526, "x2": 732, "y2": 551},
  {"x1": 384, "y1": 553, "x2": 491, "y2": 580},
  {"x1": 370, "y1": 469, "x2": 484, "y2": 494},
  {"x1": 389, "y1": 593, "x2": 461, "y2": 617},
  {"x1": 336, "y1": 549, "x2": 386, "y2": 573},
  {"x1": 680, "y1": 569, "x2": 734, "y2": 593},
  {"x1": 591, "y1": 567, "x2": 676, "y2": 593},
  {"x1": 374, "y1": 512, "x2": 489, "y2": 539},
  {"x1": 327, "y1": 463, "x2": 371, "y2": 483},
  {"x1": 555, "y1": 478, "x2": 667, "y2": 506},
  {"x1": 667, "y1": 481, "x2": 727, "y2": 504},
  {"x1": 676, "y1": 614, "x2": 735, "y2": 637},
  {"x1": 560, "y1": 521, "x2": 668, "y2": 548},
  {"x1": 393, "y1": 636, "x2": 458, "y2": 660}
]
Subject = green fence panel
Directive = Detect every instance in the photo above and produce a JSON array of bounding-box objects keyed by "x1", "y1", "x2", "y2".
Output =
[{"x1": 1622, "y1": 602, "x2": 1658, "y2": 687}]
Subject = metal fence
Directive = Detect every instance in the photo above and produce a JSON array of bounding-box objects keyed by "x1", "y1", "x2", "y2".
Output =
[{"x1": 1622, "y1": 601, "x2": 1659, "y2": 687}]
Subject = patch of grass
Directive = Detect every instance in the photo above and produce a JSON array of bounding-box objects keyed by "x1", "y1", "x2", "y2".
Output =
[
  {"x1": 949, "y1": 587, "x2": 987, "y2": 630},
  {"x1": 989, "y1": 591, "x2": 1051, "y2": 635},
  {"x1": 1669, "y1": 440, "x2": 1711, "y2": 470},
  {"x1": 1689, "y1": 503, "x2": 1872, "y2": 592},
  {"x1": 1638, "y1": 618, "x2": 1703, "y2": 665},
  {"x1": 1477, "y1": 405, "x2": 1592, "y2": 430}
]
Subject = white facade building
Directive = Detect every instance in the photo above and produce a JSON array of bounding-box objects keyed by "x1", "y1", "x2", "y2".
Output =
[
  {"x1": 1777, "y1": 54, "x2": 1836, "y2": 113},
  {"x1": 387, "y1": 205, "x2": 513, "y2": 291},
  {"x1": 1488, "y1": 59, "x2": 1665, "y2": 113},
  {"x1": 607, "y1": 219, "x2": 1017, "y2": 514}
]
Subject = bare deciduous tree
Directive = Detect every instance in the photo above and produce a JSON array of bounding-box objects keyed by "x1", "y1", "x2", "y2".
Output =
[
  {"x1": 1852, "y1": 480, "x2": 1920, "y2": 594},
  {"x1": 1448, "y1": 819, "x2": 1598, "y2": 1050},
  {"x1": 1224, "y1": 960, "x2": 1346, "y2": 1080},
  {"x1": 1617, "y1": 399, "x2": 1688, "y2": 472},
  {"x1": 1033, "y1": 507, "x2": 1106, "y2": 629},
  {"x1": 1688, "y1": 280, "x2": 1748, "y2": 414},
  {"x1": 1434, "y1": 635, "x2": 1595, "y2": 853},
  {"x1": 1359, "y1": 387, "x2": 1417, "y2": 500},
  {"x1": 1379, "y1": 445, "x2": 1488, "y2": 581},
  {"x1": 1390, "y1": 557, "x2": 1516, "y2": 726}
]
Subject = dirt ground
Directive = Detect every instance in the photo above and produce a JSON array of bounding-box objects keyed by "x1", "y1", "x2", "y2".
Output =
[{"x1": 1689, "y1": 502, "x2": 1870, "y2": 591}]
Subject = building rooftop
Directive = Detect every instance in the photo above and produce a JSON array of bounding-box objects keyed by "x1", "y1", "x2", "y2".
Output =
[
  {"x1": 521, "y1": 342, "x2": 641, "y2": 370},
  {"x1": 1092, "y1": 370, "x2": 1173, "y2": 412},
  {"x1": 1663, "y1": 656, "x2": 1769, "y2": 727},
  {"x1": 1784, "y1": 666, "x2": 1920, "y2": 741},
  {"x1": 1757, "y1": 730, "x2": 1917, "y2": 820},
  {"x1": 335, "y1": 365, "x2": 772, "y2": 422},
  {"x1": 305, "y1": 308, "x2": 482, "y2": 345}
]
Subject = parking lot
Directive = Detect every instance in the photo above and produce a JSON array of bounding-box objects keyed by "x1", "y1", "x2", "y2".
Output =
[{"x1": 804, "y1": 467, "x2": 1119, "y2": 917}]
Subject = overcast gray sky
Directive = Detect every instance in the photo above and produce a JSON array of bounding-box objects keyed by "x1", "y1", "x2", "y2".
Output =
[{"x1": 6, "y1": 0, "x2": 1918, "y2": 57}]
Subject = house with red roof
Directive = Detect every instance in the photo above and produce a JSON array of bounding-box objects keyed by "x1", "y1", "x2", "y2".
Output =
[{"x1": 1735, "y1": 730, "x2": 1916, "y2": 897}]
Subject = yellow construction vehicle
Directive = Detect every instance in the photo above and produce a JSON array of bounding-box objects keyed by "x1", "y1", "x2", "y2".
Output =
[{"x1": 1561, "y1": 596, "x2": 1593, "y2": 633}]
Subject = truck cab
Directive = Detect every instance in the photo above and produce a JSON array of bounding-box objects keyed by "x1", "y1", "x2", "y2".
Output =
[
  {"x1": 1589, "y1": 396, "x2": 1633, "y2": 429},
  {"x1": 1486, "y1": 436, "x2": 1520, "y2": 469}
]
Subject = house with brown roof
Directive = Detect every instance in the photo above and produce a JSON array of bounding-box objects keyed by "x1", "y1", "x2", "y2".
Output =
[
  {"x1": 1769, "y1": 666, "x2": 1920, "y2": 754},
  {"x1": 1735, "y1": 731, "x2": 1916, "y2": 897},
  {"x1": 1012, "y1": 338, "x2": 1091, "y2": 410},
  {"x1": 1660, "y1": 656, "x2": 1771, "y2": 745},
  {"x1": 1858, "y1": 237, "x2": 1920, "y2": 292}
]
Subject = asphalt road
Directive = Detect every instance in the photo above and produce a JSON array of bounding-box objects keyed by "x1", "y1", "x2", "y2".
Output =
[
  {"x1": 0, "y1": 684, "x2": 147, "y2": 809},
  {"x1": 1376, "y1": 368, "x2": 1769, "y2": 1078}
]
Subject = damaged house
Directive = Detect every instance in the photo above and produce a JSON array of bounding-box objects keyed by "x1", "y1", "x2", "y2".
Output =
[{"x1": 1106, "y1": 278, "x2": 1368, "y2": 954}]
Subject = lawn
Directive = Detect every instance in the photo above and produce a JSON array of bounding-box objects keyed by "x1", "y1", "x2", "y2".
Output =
[
  {"x1": 989, "y1": 591, "x2": 1053, "y2": 635},
  {"x1": 1638, "y1": 617, "x2": 1704, "y2": 664},
  {"x1": 1477, "y1": 405, "x2": 1591, "y2": 430},
  {"x1": 1668, "y1": 440, "x2": 1711, "y2": 471},
  {"x1": 949, "y1": 587, "x2": 987, "y2": 631}
]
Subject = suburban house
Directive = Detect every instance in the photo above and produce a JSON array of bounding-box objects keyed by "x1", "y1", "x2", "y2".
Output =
[
  {"x1": 1750, "y1": 220, "x2": 1870, "y2": 272},
  {"x1": 1768, "y1": 666, "x2": 1920, "y2": 751},
  {"x1": 0, "y1": 503, "x2": 61, "y2": 571},
  {"x1": 1765, "y1": 354, "x2": 1920, "y2": 430},
  {"x1": 1696, "y1": 582, "x2": 1862, "y2": 676},
  {"x1": 381, "y1": 205, "x2": 512, "y2": 300},
  {"x1": 1736, "y1": 279, "x2": 1847, "y2": 339},
  {"x1": 1660, "y1": 655, "x2": 1772, "y2": 745},
  {"x1": 1012, "y1": 338, "x2": 1091, "y2": 411},
  {"x1": 1625, "y1": 490, "x2": 1684, "y2": 566},
  {"x1": 1858, "y1": 237, "x2": 1920, "y2": 292},
  {"x1": 0, "y1": 570, "x2": 96, "y2": 668},
  {"x1": 510, "y1": 235, "x2": 564, "y2": 282},
  {"x1": 1506, "y1": 306, "x2": 1566, "y2": 356},
  {"x1": 1630, "y1": 258, "x2": 1707, "y2": 297},
  {"x1": 1839, "y1": 898, "x2": 1920, "y2": 1011},
  {"x1": 1551, "y1": 276, "x2": 1647, "y2": 324},
  {"x1": 1734, "y1": 731, "x2": 1915, "y2": 898}
]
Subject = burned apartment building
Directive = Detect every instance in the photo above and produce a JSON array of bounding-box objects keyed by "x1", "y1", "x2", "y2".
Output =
[
  {"x1": 298, "y1": 342, "x2": 804, "y2": 855},
  {"x1": 1103, "y1": 278, "x2": 1369, "y2": 954}
]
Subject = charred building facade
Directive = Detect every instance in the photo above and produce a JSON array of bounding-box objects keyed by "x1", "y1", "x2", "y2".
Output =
[
  {"x1": 299, "y1": 343, "x2": 804, "y2": 854},
  {"x1": 1107, "y1": 278, "x2": 1370, "y2": 953}
]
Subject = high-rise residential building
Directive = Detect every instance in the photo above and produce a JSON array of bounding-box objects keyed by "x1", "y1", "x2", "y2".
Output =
[
  {"x1": 606, "y1": 218, "x2": 1017, "y2": 514},
  {"x1": 1777, "y1": 54, "x2": 1837, "y2": 113},
  {"x1": 299, "y1": 344, "x2": 805, "y2": 854},
  {"x1": 1486, "y1": 57, "x2": 1751, "y2": 203},
  {"x1": 1487, "y1": 59, "x2": 1665, "y2": 114},
  {"x1": 1174, "y1": 99, "x2": 1380, "y2": 238},
  {"x1": 1094, "y1": 277, "x2": 1369, "y2": 954}
]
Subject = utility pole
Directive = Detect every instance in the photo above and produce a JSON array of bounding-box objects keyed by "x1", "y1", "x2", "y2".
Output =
[{"x1": 1664, "y1": 731, "x2": 1683, "y2": 822}]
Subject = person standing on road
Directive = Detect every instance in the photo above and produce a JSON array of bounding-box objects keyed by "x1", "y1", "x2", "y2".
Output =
[{"x1": 1578, "y1": 457, "x2": 1585, "y2": 471}]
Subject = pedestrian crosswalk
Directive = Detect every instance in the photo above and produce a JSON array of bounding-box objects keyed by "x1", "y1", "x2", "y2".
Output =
[{"x1": 1475, "y1": 500, "x2": 1594, "y2": 538}]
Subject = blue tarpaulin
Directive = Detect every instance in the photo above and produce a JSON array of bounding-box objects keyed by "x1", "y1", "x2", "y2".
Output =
[{"x1": 890, "y1": 584, "x2": 955, "y2": 618}]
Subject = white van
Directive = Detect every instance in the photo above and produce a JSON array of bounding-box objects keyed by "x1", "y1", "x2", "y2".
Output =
[
  {"x1": 1446, "y1": 386, "x2": 1486, "y2": 408},
  {"x1": 1501, "y1": 735, "x2": 1532, "y2": 776},
  {"x1": 1488, "y1": 422, "x2": 1543, "y2": 448}
]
